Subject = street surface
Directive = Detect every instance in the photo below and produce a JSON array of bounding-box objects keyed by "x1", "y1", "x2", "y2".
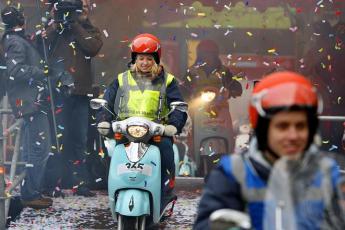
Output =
[{"x1": 8, "y1": 189, "x2": 201, "y2": 229}]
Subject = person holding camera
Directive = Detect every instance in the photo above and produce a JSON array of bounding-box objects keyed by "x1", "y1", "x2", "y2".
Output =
[
  {"x1": 43, "y1": 0, "x2": 103, "y2": 197},
  {"x1": 1, "y1": 5, "x2": 53, "y2": 209}
]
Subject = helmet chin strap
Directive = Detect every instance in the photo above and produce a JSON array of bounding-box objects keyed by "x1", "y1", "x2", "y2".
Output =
[{"x1": 263, "y1": 145, "x2": 280, "y2": 164}]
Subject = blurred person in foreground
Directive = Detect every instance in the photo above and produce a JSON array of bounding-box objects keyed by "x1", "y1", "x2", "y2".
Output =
[
  {"x1": 42, "y1": 0, "x2": 103, "y2": 197},
  {"x1": 194, "y1": 71, "x2": 345, "y2": 230},
  {"x1": 1, "y1": 5, "x2": 52, "y2": 208}
]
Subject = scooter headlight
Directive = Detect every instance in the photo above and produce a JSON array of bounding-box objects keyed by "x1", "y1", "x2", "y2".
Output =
[
  {"x1": 201, "y1": 91, "x2": 216, "y2": 102},
  {"x1": 127, "y1": 125, "x2": 148, "y2": 139}
]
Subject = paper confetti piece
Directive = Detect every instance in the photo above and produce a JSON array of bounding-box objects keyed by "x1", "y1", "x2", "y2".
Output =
[
  {"x1": 246, "y1": 32, "x2": 253, "y2": 36},
  {"x1": 213, "y1": 158, "x2": 220, "y2": 164},
  {"x1": 103, "y1": 30, "x2": 109, "y2": 38},
  {"x1": 329, "y1": 145, "x2": 338, "y2": 151},
  {"x1": 190, "y1": 33, "x2": 198, "y2": 38},
  {"x1": 268, "y1": 48, "x2": 276, "y2": 53}
]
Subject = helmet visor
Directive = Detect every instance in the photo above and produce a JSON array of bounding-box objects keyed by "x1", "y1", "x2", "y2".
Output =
[{"x1": 251, "y1": 83, "x2": 322, "y2": 118}]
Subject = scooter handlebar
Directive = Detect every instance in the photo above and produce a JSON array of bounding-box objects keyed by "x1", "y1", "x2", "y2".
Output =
[{"x1": 111, "y1": 117, "x2": 165, "y2": 142}]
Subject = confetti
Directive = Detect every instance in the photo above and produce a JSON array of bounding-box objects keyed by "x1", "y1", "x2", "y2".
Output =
[
  {"x1": 224, "y1": 30, "x2": 231, "y2": 36},
  {"x1": 329, "y1": 145, "x2": 338, "y2": 151},
  {"x1": 267, "y1": 48, "x2": 276, "y2": 53},
  {"x1": 246, "y1": 32, "x2": 253, "y2": 36},
  {"x1": 190, "y1": 33, "x2": 198, "y2": 38},
  {"x1": 103, "y1": 30, "x2": 109, "y2": 38}
]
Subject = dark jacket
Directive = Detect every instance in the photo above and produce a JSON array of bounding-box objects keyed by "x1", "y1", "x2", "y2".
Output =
[
  {"x1": 2, "y1": 30, "x2": 47, "y2": 117},
  {"x1": 183, "y1": 64, "x2": 242, "y2": 100},
  {"x1": 96, "y1": 69, "x2": 187, "y2": 133},
  {"x1": 45, "y1": 19, "x2": 103, "y2": 96},
  {"x1": 194, "y1": 154, "x2": 266, "y2": 230}
]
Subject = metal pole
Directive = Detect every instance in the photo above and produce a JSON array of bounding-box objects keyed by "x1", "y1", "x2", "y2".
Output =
[
  {"x1": 7, "y1": 171, "x2": 26, "y2": 194},
  {"x1": 2, "y1": 95, "x2": 9, "y2": 163},
  {"x1": 9, "y1": 127, "x2": 21, "y2": 186},
  {"x1": 35, "y1": 0, "x2": 60, "y2": 153},
  {"x1": 5, "y1": 126, "x2": 22, "y2": 219},
  {"x1": 318, "y1": 116, "x2": 345, "y2": 121},
  {"x1": 0, "y1": 111, "x2": 6, "y2": 230}
]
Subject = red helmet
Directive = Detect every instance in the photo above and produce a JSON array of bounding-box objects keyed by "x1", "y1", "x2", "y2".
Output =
[
  {"x1": 130, "y1": 33, "x2": 161, "y2": 64},
  {"x1": 249, "y1": 71, "x2": 319, "y2": 129},
  {"x1": 249, "y1": 71, "x2": 321, "y2": 152}
]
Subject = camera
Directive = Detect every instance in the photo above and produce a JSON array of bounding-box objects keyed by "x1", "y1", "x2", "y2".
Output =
[{"x1": 52, "y1": 0, "x2": 83, "y2": 23}]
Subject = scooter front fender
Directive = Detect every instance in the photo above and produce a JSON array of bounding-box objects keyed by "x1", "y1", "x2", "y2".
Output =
[{"x1": 115, "y1": 189, "x2": 150, "y2": 217}]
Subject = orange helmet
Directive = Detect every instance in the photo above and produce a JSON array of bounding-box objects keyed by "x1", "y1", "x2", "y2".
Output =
[
  {"x1": 249, "y1": 71, "x2": 319, "y2": 128},
  {"x1": 130, "y1": 33, "x2": 161, "y2": 64},
  {"x1": 249, "y1": 71, "x2": 321, "y2": 151}
]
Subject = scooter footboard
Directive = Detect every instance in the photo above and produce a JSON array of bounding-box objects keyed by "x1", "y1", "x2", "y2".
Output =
[{"x1": 115, "y1": 189, "x2": 150, "y2": 217}]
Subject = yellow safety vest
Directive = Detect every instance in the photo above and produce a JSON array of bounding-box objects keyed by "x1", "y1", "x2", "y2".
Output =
[{"x1": 116, "y1": 70, "x2": 174, "y2": 122}]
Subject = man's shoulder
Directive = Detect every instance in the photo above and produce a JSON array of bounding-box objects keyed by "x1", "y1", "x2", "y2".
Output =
[
  {"x1": 3, "y1": 33, "x2": 25, "y2": 44},
  {"x1": 2, "y1": 34, "x2": 29, "y2": 53},
  {"x1": 218, "y1": 153, "x2": 246, "y2": 177}
]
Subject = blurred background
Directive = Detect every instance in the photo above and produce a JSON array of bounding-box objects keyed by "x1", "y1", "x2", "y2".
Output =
[{"x1": 1, "y1": 0, "x2": 344, "y2": 176}]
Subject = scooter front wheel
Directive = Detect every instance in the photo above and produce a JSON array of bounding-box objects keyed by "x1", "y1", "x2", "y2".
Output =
[{"x1": 117, "y1": 215, "x2": 146, "y2": 230}]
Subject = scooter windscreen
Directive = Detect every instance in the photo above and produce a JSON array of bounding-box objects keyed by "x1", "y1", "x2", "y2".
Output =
[
  {"x1": 124, "y1": 142, "x2": 149, "y2": 163},
  {"x1": 251, "y1": 82, "x2": 321, "y2": 119}
]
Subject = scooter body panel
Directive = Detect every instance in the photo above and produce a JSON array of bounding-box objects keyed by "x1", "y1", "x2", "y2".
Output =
[
  {"x1": 173, "y1": 144, "x2": 180, "y2": 177},
  {"x1": 115, "y1": 189, "x2": 150, "y2": 216},
  {"x1": 108, "y1": 143, "x2": 161, "y2": 223}
]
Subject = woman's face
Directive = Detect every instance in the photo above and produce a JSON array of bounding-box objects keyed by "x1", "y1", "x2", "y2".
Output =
[{"x1": 135, "y1": 54, "x2": 155, "y2": 73}]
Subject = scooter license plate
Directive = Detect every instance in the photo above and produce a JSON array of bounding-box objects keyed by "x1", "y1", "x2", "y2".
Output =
[{"x1": 117, "y1": 162, "x2": 152, "y2": 176}]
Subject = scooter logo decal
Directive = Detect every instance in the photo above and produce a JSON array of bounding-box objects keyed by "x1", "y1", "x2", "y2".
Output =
[{"x1": 129, "y1": 195, "x2": 134, "y2": 212}]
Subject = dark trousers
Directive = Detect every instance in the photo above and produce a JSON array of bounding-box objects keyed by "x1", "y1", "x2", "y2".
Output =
[
  {"x1": 44, "y1": 95, "x2": 90, "y2": 190},
  {"x1": 21, "y1": 112, "x2": 51, "y2": 201},
  {"x1": 151, "y1": 137, "x2": 175, "y2": 193}
]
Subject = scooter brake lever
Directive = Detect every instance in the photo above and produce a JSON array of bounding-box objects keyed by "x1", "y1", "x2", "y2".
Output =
[{"x1": 153, "y1": 125, "x2": 164, "y2": 135}]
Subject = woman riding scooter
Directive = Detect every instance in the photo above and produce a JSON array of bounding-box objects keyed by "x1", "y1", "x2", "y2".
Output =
[{"x1": 96, "y1": 33, "x2": 187, "y2": 205}]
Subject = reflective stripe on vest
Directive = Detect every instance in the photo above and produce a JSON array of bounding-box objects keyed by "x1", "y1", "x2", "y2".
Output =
[
  {"x1": 117, "y1": 70, "x2": 174, "y2": 121},
  {"x1": 228, "y1": 154, "x2": 267, "y2": 202}
]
